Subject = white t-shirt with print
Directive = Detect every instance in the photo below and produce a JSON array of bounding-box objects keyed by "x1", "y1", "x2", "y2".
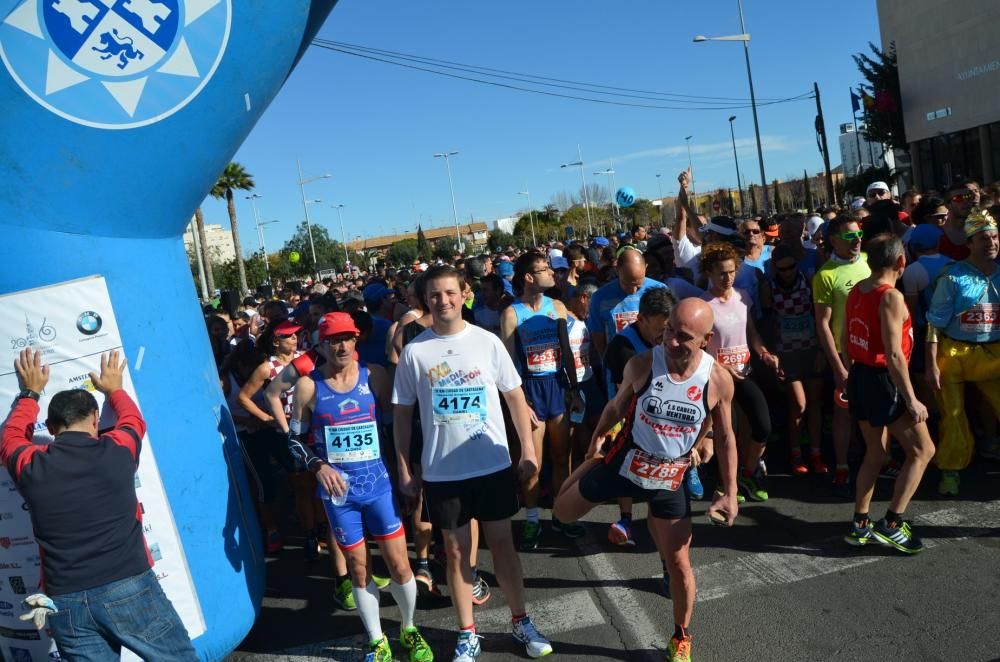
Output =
[{"x1": 393, "y1": 322, "x2": 521, "y2": 481}]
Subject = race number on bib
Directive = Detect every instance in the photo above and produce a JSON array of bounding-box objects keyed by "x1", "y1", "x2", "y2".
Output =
[
  {"x1": 325, "y1": 421, "x2": 380, "y2": 463},
  {"x1": 717, "y1": 345, "x2": 751, "y2": 371},
  {"x1": 618, "y1": 448, "x2": 689, "y2": 491},
  {"x1": 781, "y1": 314, "x2": 814, "y2": 340},
  {"x1": 432, "y1": 385, "x2": 487, "y2": 425},
  {"x1": 960, "y1": 304, "x2": 999, "y2": 333},
  {"x1": 526, "y1": 342, "x2": 560, "y2": 374}
]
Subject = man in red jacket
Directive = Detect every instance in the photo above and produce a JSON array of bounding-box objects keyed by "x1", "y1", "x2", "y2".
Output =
[{"x1": 1, "y1": 348, "x2": 197, "y2": 660}]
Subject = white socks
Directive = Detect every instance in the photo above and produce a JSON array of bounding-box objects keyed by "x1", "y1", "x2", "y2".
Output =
[
  {"x1": 389, "y1": 577, "x2": 417, "y2": 629},
  {"x1": 352, "y1": 580, "x2": 382, "y2": 642}
]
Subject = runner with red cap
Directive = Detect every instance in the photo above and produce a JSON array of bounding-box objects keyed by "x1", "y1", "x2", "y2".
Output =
[{"x1": 290, "y1": 312, "x2": 434, "y2": 662}]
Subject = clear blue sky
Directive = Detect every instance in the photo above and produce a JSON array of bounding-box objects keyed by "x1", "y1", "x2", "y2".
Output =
[{"x1": 200, "y1": 0, "x2": 881, "y2": 253}]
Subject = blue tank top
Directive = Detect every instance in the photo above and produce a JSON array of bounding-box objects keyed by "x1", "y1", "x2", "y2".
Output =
[
  {"x1": 512, "y1": 296, "x2": 561, "y2": 377},
  {"x1": 309, "y1": 365, "x2": 390, "y2": 499}
]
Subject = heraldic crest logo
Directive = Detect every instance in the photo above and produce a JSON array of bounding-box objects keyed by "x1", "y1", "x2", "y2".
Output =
[{"x1": 0, "y1": 0, "x2": 231, "y2": 129}]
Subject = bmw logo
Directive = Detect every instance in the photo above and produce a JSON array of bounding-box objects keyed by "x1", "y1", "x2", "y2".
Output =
[
  {"x1": 77, "y1": 310, "x2": 102, "y2": 335},
  {"x1": 0, "y1": 0, "x2": 231, "y2": 129}
]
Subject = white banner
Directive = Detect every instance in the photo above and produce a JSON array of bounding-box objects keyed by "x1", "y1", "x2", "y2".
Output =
[{"x1": 0, "y1": 276, "x2": 204, "y2": 661}]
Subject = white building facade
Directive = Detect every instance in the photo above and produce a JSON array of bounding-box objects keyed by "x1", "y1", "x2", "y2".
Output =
[{"x1": 184, "y1": 222, "x2": 236, "y2": 264}]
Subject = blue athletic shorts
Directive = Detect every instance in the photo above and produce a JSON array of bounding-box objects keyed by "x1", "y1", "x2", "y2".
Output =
[
  {"x1": 523, "y1": 373, "x2": 567, "y2": 420},
  {"x1": 321, "y1": 491, "x2": 403, "y2": 550}
]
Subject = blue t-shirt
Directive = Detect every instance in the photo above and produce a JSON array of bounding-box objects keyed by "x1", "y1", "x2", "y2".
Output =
[
  {"x1": 587, "y1": 278, "x2": 667, "y2": 341},
  {"x1": 357, "y1": 317, "x2": 392, "y2": 367}
]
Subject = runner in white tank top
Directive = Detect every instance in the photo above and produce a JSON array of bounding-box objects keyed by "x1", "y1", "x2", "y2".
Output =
[{"x1": 554, "y1": 298, "x2": 739, "y2": 662}]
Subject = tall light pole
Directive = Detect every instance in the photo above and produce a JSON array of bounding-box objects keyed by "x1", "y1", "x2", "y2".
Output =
[
  {"x1": 518, "y1": 189, "x2": 537, "y2": 247},
  {"x1": 331, "y1": 203, "x2": 350, "y2": 268},
  {"x1": 684, "y1": 135, "x2": 697, "y2": 213},
  {"x1": 594, "y1": 164, "x2": 619, "y2": 228},
  {"x1": 655, "y1": 173, "x2": 664, "y2": 200},
  {"x1": 694, "y1": 0, "x2": 770, "y2": 215},
  {"x1": 296, "y1": 159, "x2": 331, "y2": 278},
  {"x1": 561, "y1": 144, "x2": 593, "y2": 237},
  {"x1": 257, "y1": 219, "x2": 279, "y2": 283},
  {"x1": 727, "y1": 116, "x2": 745, "y2": 213},
  {"x1": 433, "y1": 151, "x2": 462, "y2": 252},
  {"x1": 246, "y1": 192, "x2": 265, "y2": 263}
]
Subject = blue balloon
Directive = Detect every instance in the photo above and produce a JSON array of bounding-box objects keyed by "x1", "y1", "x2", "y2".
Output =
[
  {"x1": 616, "y1": 186, "x2": 637, "y2": 208},
  {"x1": 0, "y1": 1, "x2": 336, "y2": 659}
]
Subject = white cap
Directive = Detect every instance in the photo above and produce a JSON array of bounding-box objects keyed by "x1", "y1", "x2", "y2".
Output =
[
  {"x1": 806, "y1": 215, "x2": 824, "y2": 237},
  {"x1": 866, "y1": 180, "x2": 890, "y2": 194}
]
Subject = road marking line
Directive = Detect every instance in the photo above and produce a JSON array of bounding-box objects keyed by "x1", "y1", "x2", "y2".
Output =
[{"x1": 695, "y1": 500, "x2": 1000, "y2": 602}]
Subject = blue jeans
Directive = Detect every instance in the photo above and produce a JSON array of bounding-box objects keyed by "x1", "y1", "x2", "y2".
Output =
[{"x1": 47, "y1": 569, "x2": 198, "y2": 661}]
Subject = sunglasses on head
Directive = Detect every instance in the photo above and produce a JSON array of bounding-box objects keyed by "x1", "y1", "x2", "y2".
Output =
[{"x1": 839, "y1": 230, "x2": 864, "y2": 242}]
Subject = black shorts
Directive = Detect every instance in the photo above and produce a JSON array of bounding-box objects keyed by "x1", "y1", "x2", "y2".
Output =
[
  {"x1": 422, "y1": 466, "x2": 520, "y2": 530},
  {"x1": 776, "y1": 347, "x2": 824, "y2": 382},
  {"x1": 578, "y1": 443, "x2": 692, "y2": 520},
  {"x1": 846, "y1": 362, "x2": 906, "y2": 427},
  {"x1": 240, "y1": 428, "x2": 296, "y2": 503}
]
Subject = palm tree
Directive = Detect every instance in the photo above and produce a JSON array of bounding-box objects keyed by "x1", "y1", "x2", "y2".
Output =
[
  {"x1": 211, "y1": 162, "x2": 255, "y2": 294},
  {"x1": 193, "y1": 206, "x2": 215, "y2": 296}
]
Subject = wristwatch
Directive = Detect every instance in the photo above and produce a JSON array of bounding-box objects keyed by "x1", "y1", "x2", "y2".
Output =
[{"x1": 16, "y1": 389, "x2": 40, "y2": 402}]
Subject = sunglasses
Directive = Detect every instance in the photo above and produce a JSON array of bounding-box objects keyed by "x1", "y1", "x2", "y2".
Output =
[
  {"x1": 950, "y1": 192, "x2": 976, "y2": 203},
  {"x1": 927, "y1": 212, "x2": 948, "y2": 221},
  {"x1": 743, "y1": 228, "x2": 761, "y2": 235},
  {"x1": 838, "y1": 230, "x2": 864, "y2": 242}
]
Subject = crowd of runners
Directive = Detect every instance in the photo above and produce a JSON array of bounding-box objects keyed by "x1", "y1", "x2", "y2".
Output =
[{"x1": 205, "y1": 169, "x2": 1000, "y2": 662}]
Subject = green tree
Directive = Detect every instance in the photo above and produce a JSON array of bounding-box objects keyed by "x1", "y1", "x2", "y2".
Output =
[
  {"x1": 747, "y1": 184, "x2": 758, "y2": 215},
  {"x1": 853, "y1": 42, "x2": 906, "y2": 150},
  {"x1": 416, "y1": 225, "x2": 430, "y2": 261},
  {"x1": 212, "y1": 256, "x2": 267, "y2": 293},
  {"x1": 803, "y1": 170, "x2": 814, "y2": 211},
  {"x1": 281, "y1": 221, "x2": 353, "y2": 274},
  {"x1": 193, "y1": 206, "x2": 215, "y2": 295},
  {"x1": 210, "y1": 162, "x2": 255, "y2": 294},
  {"x1": 620, "y1": 199, "x2": 658, "y2": 228},
  {"x1": 432, "y1": 241, "x2": 456, "y2": 261},
  {"x1": 771, "y1": 180, "x2": 782, "y2": 213},
  {"x1": 386, "y1": 238, "x2": 420, "y2": 266},
  {"x1": 489, "y1": 228, "x2": 514, "y2": 251},
  {"x1": 844, "y1": 164, "x2": 893, "y2": 198}
]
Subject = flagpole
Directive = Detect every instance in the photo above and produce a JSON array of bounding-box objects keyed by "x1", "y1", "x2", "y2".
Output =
[{"x1": 851, "y1": 87, "x2": 864, "y2": 174}]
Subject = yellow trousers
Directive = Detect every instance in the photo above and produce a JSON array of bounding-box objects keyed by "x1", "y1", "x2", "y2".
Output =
[{"x1": 933, "y1": 337, "x2": 1000, "y2": 471}]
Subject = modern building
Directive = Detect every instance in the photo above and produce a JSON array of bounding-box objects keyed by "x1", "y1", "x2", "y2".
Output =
[
  {"x1": 183, "y1": 222, "x2": 236, "y2": 264},
  {"x1": 877, "y1": 0, "x2": 1000, "y2": 190},
  {"x1": 345, "y1": 221, "x2": 489, "y2": 256},
  {"x1": 838, "y1": 123, "x2": 893, "y2": 177}
]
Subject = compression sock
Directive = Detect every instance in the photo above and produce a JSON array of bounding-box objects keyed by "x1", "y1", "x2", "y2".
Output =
[
  {"x1": 526, "y1": 508, "x2": 540, "y2": 524},
  {"x1": 389, "y1": 577, "x2": 417, "y2": 629},
  {"x1": 352, "y1": 580, "x2": 383, "y2": 642}
]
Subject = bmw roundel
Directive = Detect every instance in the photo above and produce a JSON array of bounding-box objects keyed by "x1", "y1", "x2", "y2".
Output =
[
  {"x1": 76, "y1": 310, "x2": 102, "y2": 335},
  {"x1": 0, "y1": 0, "x2": 231, "y2": 129}
]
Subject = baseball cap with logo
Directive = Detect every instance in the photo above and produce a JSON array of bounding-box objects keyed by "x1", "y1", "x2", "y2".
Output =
[{"x1": 318, "y1": 312, "x2": 360, "y2": 340}]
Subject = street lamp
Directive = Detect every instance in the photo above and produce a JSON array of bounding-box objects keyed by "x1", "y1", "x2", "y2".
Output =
[
  {"x1": 518, "y1": 189, "x2": 536, "y2": 248},
  {"x1": 593, "y1": 164, "x2": 619, "y2": 228},
  {"x1": 433, "y1": 151, "x2": 463, "y2": 252},
  {"x1": 694, "y1": 0, "x2": 770, "y2": 215},
  {"x1": 257, "y1": 219, "x2": 279, "y2": 283},
  {"x1": 331, "y1": 204, "x2": 350, "y2": 269},
  {"x1": 655, "y1": 173, "x2": 663, "y2": 200},
  {"x1": 296, "y1": 159, "x2": 331, "y2": 278},
  {"x1": 560, "y1": 144, "x2": 593, "y2": 237},
  {"x1": 728, "y1": 115, "x2": 745, "y2": 213}
]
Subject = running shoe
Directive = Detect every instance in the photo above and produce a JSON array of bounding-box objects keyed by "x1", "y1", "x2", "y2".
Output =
[
  {"x1": 265, "y1": 530, "x2": 283, "y2": 555},
  {"x1": 520, "y1": 520, "x2": 542, "y2": 551},
  {"x1": 713, "y1": 489, "x2": 746, "y2": 505},
  {"x1": 372, "y1": 574, "x2": 391, "y2": 590},
  {"x1": 737, "y1": 467, "x2": 769, "y2": 502},
  {"x1": 790, "y1": 451, "x2": 809, "y2": 475},
  {"x1": 365, "y1": 634, "x2": 393, "y2": 662},
  {"x1": 551, "y1": 517, "x2": 586, "y2": 539},
  {"x1": 333, "y1": 577, "x2": 357, "y2": 611},
  {"x1": 607, "y1": 518, "x2": 636, "y2": 546},
  {"x1": 512, "y1": 615, "x2": 553, "y2": 658},
  {"x1": 304, "y1": 533, "x2": 320, "y2": 562},
  {"x1": 844, "y1": 519, "x2": 874, "y2": 546},
  {"x1": 871, "y1": 518, "x2": 924, "y2": 554},
  {"x1": 452, "y1": 630, "x2": 481, "y2": 661},
  {"x1": 685, "y1": 466, "x2": 705, "y2": 500},
  {"x1": 471, "y1": 575, "x2": 492, "y2": 606},
  {"x1": 414, "y1": 567, "x2": 441, "y2": 597},
  {"x1": 667, "y1": 634, "x2": 692, "y2": 662},
  {"x1": 400, "y1": 626, "x2": 434, "y2": 662},
  {"x1": 879, "y1": 459, "x2": 902, "y2": 480},
  {"x1": 938, "y1": 471, "x2": 960, "y2": 497},
  {"x1": 979, "y1": 438, "x2": 1000, "y2": 462},
  {"x1": 810, "y1": 451, "x2": 829, "y2": 475}
]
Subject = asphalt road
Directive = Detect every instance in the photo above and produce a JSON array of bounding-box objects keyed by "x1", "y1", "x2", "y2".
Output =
[{"x1": 229, "y1": 462, "x2": 1000, "y2": 662}]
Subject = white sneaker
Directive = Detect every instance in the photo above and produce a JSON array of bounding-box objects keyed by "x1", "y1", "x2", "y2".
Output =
[
  {"x1": 512, "y1": 616, "x2": 553, "y2": 658},
  {"x1": 452, "y1": 630, "x2": 481, "y2": 661}
]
